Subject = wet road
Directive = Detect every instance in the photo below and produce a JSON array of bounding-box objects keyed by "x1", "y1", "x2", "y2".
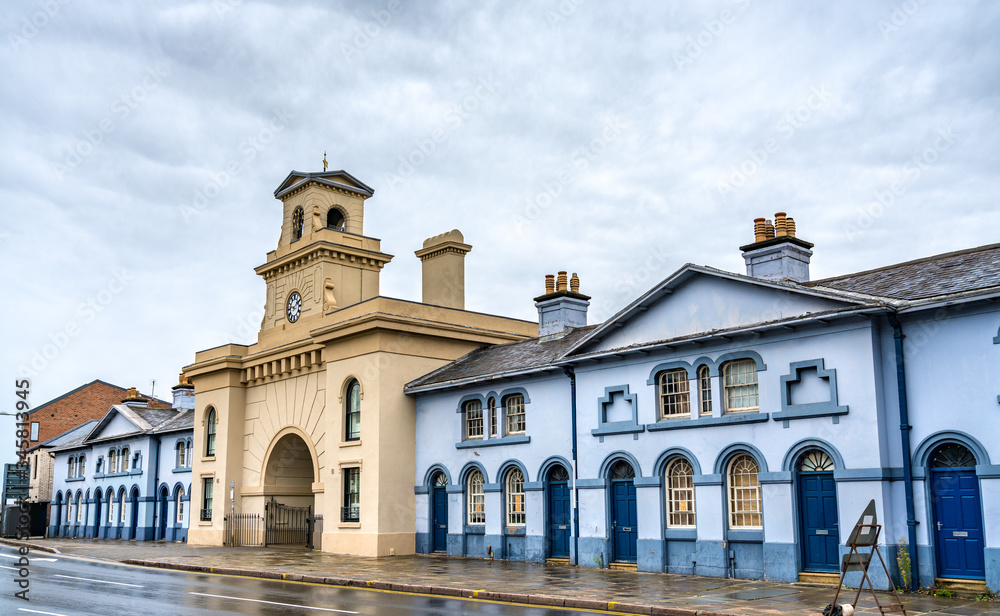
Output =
[{"x1": 0, "y1": 544, "x2": 612, "y2": 615}]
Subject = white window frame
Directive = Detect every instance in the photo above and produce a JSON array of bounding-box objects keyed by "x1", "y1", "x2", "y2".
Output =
[
  {"x1": 467, "y1": 470, "x2": 485, "y2": 525},
  {"x1": 727, "y1": 454, "x2": 762, "y2": 529},
  {"x1": 698, "y1": 365, "x2": 713, "y2": 416},
  {"x1": 177, "y1": 442, "x2": 186, "y2": 468},
  {"x1": 75, "y1": 493, "x2": 82, "y2": 523},
  {"x1": 119, "y1": 491, "x2": 126, "y2": 524},
  {"x1": 107, "y1": 493, "x2": 114, "y2": 524},
  {"x1": 504, "y1": 394, "x2": 526, "y2": 436},
  {"x1": 666, "y1": 458, "x2": 696, "y2": 528},
  {"x1": 206, "y1": 408, "x2": 217, "y2": 456},
  {"x1": 658, "y1": 369, "x2": 691, "y2": 418},
  {"x1": 488, "y1": 398, "x2": 497, "y2": 437},
  {"x1": 465, "y1": 400, "x2": 483, "y2": 440},
  {"x1": 79, "y1": 456, "x2": 85, "y2": 477},
  {"x1": 722, "y1": 359, "x2": 759, "y2": 413},
  {"x1": 121, "y1": 448, "x2": 130, "y2": 472},
  {"x1": 505, "y1": 469, "x2": 525, "y2": 526},
  {"x1": 30, "y1": 422, "x2": 39, "y2": 441},
  {"x1": 176, "y1": 490, "x2": 184, "y2": 524}
]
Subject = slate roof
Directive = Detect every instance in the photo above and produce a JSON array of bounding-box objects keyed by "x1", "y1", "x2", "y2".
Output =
[
  {"x1": 131, "y1": 406, "x2": 181, "y2": 430},
  {"x1": 806, "y1": 243, "x2": 1000, "y2": 301},
  {"x1": 153, "y1": 409, "x2": 193, "y2": 433},
  {"x1": 406, "y1": 326, "x2": 597, "y2": 391}
]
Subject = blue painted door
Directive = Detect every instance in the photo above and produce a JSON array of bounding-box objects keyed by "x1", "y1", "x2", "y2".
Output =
[
  {"x1": 799, "y1": 472, "x2": 839, "y2": 572},
  {"x1": 549, "y1": 482, "x2": 570, "y2": 558},
  {"x1": 611, "y1": 481, "x2": 637, "y2": 563},
  {"x1": 432, "y1": 487, "x2": 448, "y2": 552},
  {"x1": 932, "y1": 470, "x2": 985, "y2": 579}
]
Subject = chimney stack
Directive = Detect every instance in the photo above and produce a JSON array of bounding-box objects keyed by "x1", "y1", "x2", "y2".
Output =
[
  {"x1": 414, "y1": 229, "x2": 472, "y2": 310},
  {"x1": 534, "y1": 271, "x2": 590, "y2": 338},
  {"x1": 171, "y1": 372, "x2": 195, "y2": 410},
  {"x1": 122, "y1": 387, "x2": 148, "y2": 408},
  {"x1": 739, "y1": 213, "x2": 814, "y2": 283}
]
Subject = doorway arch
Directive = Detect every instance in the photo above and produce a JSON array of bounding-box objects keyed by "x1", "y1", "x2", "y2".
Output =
[
  {"x1": 796, "y1": 449, "x2": 839, "y2": 572},
  {"x1": 929, "y1": 442, "x2": 984, "y2": 579}
]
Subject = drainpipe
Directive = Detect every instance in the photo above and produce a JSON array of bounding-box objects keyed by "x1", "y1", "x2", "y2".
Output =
[
  {"x1": 151, "y1": 435, "x2": 161, "y2": 541},
  {"x1": 887, "y1": 312, "x2": 919, "y2": 591},
  {"x1": 564, "y1": 367, "x2": 579, "y2": 566}
]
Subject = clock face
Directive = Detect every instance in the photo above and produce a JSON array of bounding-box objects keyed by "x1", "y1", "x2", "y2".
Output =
[{"x1": 286, "y1": 291, "x2": 302, "y2": 323}]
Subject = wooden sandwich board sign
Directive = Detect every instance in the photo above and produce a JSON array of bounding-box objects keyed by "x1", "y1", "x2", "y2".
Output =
[{"x1": 825, "y1": 500, "x2": 906, "y2": 616}]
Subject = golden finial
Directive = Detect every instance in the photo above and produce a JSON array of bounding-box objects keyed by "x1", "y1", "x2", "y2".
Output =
[{"x1": 323, "y1": 151, "x2": 328, "y2": 171}]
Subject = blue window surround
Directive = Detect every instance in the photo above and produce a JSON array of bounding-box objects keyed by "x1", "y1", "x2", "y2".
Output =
[
  {"x1": 772, "y1": 358, "x2": 848, "y2": 425},
  {"x1": 454, "y1": 388, "x2": 531, "y2": 448},
  {"x1": 65, "y1": 477, "x2": 85, "y2": 483},
  {"x1": 172, "y1": 467, "x2": 191, "y2": 473},
  {"x1": 647, "y1": 412, "x2": 769, "y2": 431},
  {"x1": 592, "y1": 384, "x2": 644, "y2": 441}
]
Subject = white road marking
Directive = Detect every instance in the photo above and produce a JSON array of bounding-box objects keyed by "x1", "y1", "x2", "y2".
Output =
[
  {"x1": 0, "y1": 564, "x2": 21, "y2": 571},
  {"x1": 34, "y1": 558, "x2": 58, "y2": 561},
  {"x1": 190, "y1": 592, "x2": 359, "y2": 613},
  {"x1": 0, "y1": 553, "x2": 59, "y2": 562},
  {"x1": 53, "y1": 574, "x2": 143, "y2": 587},
  {"x1": 19, "y1": 609, "x2": 70, "y2": 616}
]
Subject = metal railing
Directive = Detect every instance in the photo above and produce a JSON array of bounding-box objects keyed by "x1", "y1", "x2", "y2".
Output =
[
  {"x1": 265, "y1": 497, "x2": 310, "y2": 546},
  {"x1": 200, "y1": 508, "x2": 212, "y2": 522},
  {"x1": 224, "y1": 512, "x2": 264, "y2": 547}
]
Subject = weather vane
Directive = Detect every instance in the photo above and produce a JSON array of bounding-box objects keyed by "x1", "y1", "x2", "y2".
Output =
[{"x1": 323, "y1": 151, "x2": 328, "y2": 171}]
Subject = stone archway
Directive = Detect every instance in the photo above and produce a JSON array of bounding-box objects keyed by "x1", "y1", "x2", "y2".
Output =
[{"x1": 261, "y1": 432, "x2": 318, "y2": 546}]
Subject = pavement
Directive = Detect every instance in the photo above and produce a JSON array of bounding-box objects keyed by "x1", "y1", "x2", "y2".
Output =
[{"x1": 5, "y1": 537, "x2": 997, "y2": 616}]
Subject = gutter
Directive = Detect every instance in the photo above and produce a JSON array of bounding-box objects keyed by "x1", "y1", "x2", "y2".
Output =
[
  {"x1": 887, "y1": 311, "x2": 919, "y2": 591},
  {"x1": 563, "y1": 367, "x2": 579, "y2": 566}
]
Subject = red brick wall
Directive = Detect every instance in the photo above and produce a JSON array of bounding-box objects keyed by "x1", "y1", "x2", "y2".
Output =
[{"x1": 28, "y1": 380, "x2": 171, "y2": 444}]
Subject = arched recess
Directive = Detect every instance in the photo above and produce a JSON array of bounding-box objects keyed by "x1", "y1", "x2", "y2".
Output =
[
  {"x1": 459, "y1": 461, "x2": 489, "y2": 485},
  {"x1": 713, "y1": 443, "x2": 769, "y2": 474},
  {"x1": 781, "y1": 438, "x2": 845, "y2": 472},
  {"x1": 262, "y1": 427, "x2": 320, "y2": 493},
  {"x1": 537, "y1": 456, "x2": 573, "y2": 483},
  {"x1": 913, "y1": 430, "x2": 990, "y2": 469},
  {"x1": 598, "y1": 451, "x2": 644, "y2": 480},
  {"x1": 422, "y1": 464, "x2": 453, "y2": 488},
  {"x1": 653, "y1": 447, "x2": 703, "y2": 477}
]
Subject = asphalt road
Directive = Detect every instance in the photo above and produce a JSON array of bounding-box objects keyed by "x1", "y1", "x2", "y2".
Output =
[{"x1": 0, "y1": 545, "x2": 610, "y2": 615}]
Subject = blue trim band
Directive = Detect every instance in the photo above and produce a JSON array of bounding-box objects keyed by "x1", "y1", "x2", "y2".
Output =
[
  {"x1": 455, "y1": 435, "x2": 530, "y2": 449},
  {"x1": 647, "y1": 412, "x2": 769, "y2": 431}
]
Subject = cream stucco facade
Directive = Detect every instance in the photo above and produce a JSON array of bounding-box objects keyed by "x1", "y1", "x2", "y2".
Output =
[{"x1": 184, "y1": 170, "x2": 536, "y2": 555}]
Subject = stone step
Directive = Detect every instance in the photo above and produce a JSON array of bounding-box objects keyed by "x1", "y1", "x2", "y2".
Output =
[
  {"x1": 934, "y1": 577, "x2": 988, "y2": 595},
  {"x1": 798, "y1": 572, "x2": 840, "y2": 585},
  {"x1": 608, "y1": 562, "x2": 638, "y2": 571}
]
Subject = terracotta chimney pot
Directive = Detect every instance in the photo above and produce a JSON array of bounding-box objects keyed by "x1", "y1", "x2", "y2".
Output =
[
  {"x1": 545, "y1": 274, "x2": 555, "y2": 294},
  {"x1": 570, "y1": 273, "x2": 580, "y2": 294},
  {"x1": 556, "y1": 271, "x2": 568, "y2": 292}
]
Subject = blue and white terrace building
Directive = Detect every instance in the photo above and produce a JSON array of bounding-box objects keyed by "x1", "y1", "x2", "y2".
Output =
[
  {"x1": 49, "y1": 378, "x2": 195, "y2": 542},
  {"x1": 406, "y1": 216, "x2": 1000, "y2": 591}
]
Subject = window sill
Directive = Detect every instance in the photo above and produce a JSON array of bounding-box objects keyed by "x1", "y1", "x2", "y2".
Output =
[
  {"x1": 455, "y1": 435, "x2": 530, "y2": 449},
  {"x1": 339, "y1": 439, "x2": 362, "y2": 448},
  {"x1": 201, "y1": 456, "x2": 216, "y2": 462},
  {"x1": 65, "y1": 477, "x2": 85, "y2": 482},
  {"x1": 338, "y1": 522, "x2": 361, "y2": 529},
  {"x1": 197, "y1": 520, "x2": 213, "y2": 526},
  {"x1": 172, "y1": 467, "x2": 192, "y2": 474},
  {"x1": 771, "y1": 404, "x2": 848, "y2": 423},
  {"x1": 591, "y1": 421, "x2": 645, "y2": 439},
  {"x1": 646, "y1": 412, "x2": 769, "y2": 431}
]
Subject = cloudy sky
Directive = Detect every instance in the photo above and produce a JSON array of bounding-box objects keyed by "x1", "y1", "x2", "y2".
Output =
[{"x1": 2, "y1": 1, "x2": 998, "y2": 458}]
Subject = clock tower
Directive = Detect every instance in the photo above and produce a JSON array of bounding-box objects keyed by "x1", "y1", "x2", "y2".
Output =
[
  {"x1": 185, "y1": 166, "x2": 537, "y2": 557},
  {"x1": 256, "y1": 170, "x2": 393, "y2": 341}
]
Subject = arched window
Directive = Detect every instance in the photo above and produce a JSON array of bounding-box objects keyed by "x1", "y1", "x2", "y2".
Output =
[
  {"x1": 658, "y1": 368, "x2": 690, "y2": 418},
  {"x1": 79, "y1": 456, "x2": 86, "y2": 477},
  {"x1": 176, "y1": 488, "x2": 185, "y2": 524},
  {"x1": 206, "y1": 408, "x2": 217, "y2": 456},
  {"x1": 108, "y1": 450, "x2": 117, "y2": 474},
  {"x1": 327, "y1": 208, "x2": 345, "y2": 231},
  {"x1": 666, "y1": 458, "x2": 696, "y2": 528},
  {"x1": 121, "y1": 448, "x2": 130, "y2": 472},
  {"x1": 177, "y1": 442, "x2": 186, "y2": 468},
  {"x1": 67, "y1": 457, "x2": 74, "y2": 478},
  {"x1": 119, "y1": 490, "x2": 126, "y2": 524},
  {"x1": 727, "y1": 454, "x2": 762, "y2": 529},
  {"x1": 488, "y1": 398, "x2": 497, "y2": 437},
  {"x1": 722, "y1": 359, "x2": 759, "y2": 413},
  {"x1": 504, "y1": 394, "x2": 525, "y2": 435},
  {"x1": 799, "y1": 450, "x2": 834, "y2": 472},
  {"x1": 291, "y1": 206, "x2": 304, "y2": 240},
  {"x1": 932, "y1": 443, "x2": 976, "y2": 468},
  {"x1": 75, "y1": 492, "x2": 82, "y2": 523},
  {"x1": 467, "y1": 470, "x2": 485, "y2": 525},
  {"x1": 106, "y1": 491, "x2": 114, "y2": 524},
  {"x1": 505, "y1": 468, "x2": 525, "y2": 526},
  {"x1": 345, "y1": 380, "x2": 361, "y2": 441},
  {"x1": 186, "y1": 441, "x2": 192, "y2": 467},
  {"x1": 464, "y1": 400, "x2": 483, "y2": 440},
  {"x1": 698, "y1": 365, "x2": 712, "y2": 416}
]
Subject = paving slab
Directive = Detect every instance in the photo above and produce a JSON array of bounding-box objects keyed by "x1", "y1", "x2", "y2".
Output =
[{"x1": 5, "y1": 538, "x2": 995, "y2": 616}]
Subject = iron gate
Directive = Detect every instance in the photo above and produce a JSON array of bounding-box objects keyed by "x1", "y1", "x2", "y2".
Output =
[
  {"x1": 224, "y1": 512, "x2": 264, "y2": 547},
  {"x1": 265, "y1": 497, "x2": 311, "y2": 546}
]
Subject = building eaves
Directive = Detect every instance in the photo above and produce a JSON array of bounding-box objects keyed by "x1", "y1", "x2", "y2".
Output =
[{"x1": 26, "y1": 420, "x2": 100, "y2": 453}]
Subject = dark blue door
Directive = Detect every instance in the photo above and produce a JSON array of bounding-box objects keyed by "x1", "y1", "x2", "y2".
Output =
[
  {"x1": 799, "y1": 472, "x2": 839, "y2": 572},
  {"x1": 432, "y1": 487, "x2": 448, "y2": 552},
  {"x1": 549, "y1": 482, "x2": 570, "y2": 558},
  {"x1": 611, "y1": 481, "x2": 637, "y2": 563},
  {"x1": 932, "y1": 470, "x2": 985, "y2": 579}
]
